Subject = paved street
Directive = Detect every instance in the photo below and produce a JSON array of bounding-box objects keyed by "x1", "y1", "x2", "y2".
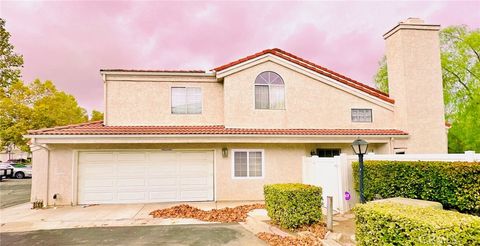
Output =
[
  {"x1": 0, "y1": 224, "x2": 265, "y2": 246},
  {"x1": 0, "y1": 178, "x2": 31, "y2": 208}
]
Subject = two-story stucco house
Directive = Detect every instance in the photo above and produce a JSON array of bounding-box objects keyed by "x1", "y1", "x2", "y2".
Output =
[{"x1": 27, "y1": 18, "x2": 447, "y2": 206}]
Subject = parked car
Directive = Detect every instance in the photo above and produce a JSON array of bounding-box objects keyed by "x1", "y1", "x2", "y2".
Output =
[
  {"x1": 11, "y1": 163, "x2": 32, "y2": 179},
  {"x1": 0, "y1": 163, "x2": 14, "y2": 181}
]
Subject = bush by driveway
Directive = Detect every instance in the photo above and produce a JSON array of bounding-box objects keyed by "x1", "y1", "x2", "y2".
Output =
[{"x1": 0, "y1": 178, "x2": 31, "y2": 208}]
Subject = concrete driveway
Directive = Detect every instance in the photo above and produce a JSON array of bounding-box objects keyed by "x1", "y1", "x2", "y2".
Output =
[
  {"x1": 0, "y1": 201, "x2": 256, "y2": 233},
  {"x1": 0, "y1": 178, "x2": 31, "y2": 208},
  {"x1": 0, "y1": 224, "x2": 265, "y2": 246}
]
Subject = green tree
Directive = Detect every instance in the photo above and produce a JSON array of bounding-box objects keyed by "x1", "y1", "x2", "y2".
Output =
[
  {"x1": 0, "y1": 82, "x2": 32, "y2": 152},
  {"x1": 373, "y1": 25, "x2": 480, "y2": 152},
  {"x1": 90, "y1": 110, "x2": 104, "y2": 121},
  {"x1": 373, "y1": 57, "x2": 388, "y2": 93},
  {"x1": 0, "y1": 18, "x2": 24, "y2": 91},
  {"x1": 0, "y1": 80, "x2": 88, "y2": 151}
]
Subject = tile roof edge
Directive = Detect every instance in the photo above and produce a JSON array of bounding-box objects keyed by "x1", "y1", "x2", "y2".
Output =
[
  {"x1": 212, "y1": 48, "x2": 393, "y2": 103},
  {"x1": 27, "y1": 121, "x2": 104, "y2": 134}
]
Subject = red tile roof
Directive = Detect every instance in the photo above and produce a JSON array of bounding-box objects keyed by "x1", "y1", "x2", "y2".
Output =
[
  {"x1": 28, "y1": 121, "x2": 408, "y2": 136},
  {"x1": 100, "y1": 69, "x2": 206, "y2": 73},
  {"x1": 213, "y1": 48, "x2": 393, "y2": 103}
]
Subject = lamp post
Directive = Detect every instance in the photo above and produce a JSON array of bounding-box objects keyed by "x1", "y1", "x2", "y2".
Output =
[{"x1": 351, "y1": 139, "x2": 368, "y2": 203}]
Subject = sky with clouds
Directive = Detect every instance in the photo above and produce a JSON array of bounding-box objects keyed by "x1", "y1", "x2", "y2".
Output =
[{"x1": 2, "y1": 1, "x2": 479, "y2": 112}]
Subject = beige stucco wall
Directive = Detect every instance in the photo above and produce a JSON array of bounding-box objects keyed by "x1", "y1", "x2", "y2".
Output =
[
  {"x1": 385, "y1": 20, "x2": 448, "y2": 153},
  {"x1": 31, "y1": 142, "x2": 394, "y2": 206},
  {"x1": 106, "y1": 79, "x2": 224, "y2": 126},
  {"x1": 223, "y1": 61, "x2": 395, "y2": 129}
]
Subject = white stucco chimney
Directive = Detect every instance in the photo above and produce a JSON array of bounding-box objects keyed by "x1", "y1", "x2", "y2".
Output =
[{"x1": 383, "y1": 18, "x2": 447, "y2": 153}]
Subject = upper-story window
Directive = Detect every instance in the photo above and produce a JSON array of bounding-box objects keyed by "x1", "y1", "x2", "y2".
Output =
[
  {"x1": 351, "y1": 108, "x2": 372, "y2": 122},
  {"x1": 171, "y1": 87, "x2": 202, "y2": 114},
  {"x1": 255, "y1": 71, "x2": 285, "y2": 110}
]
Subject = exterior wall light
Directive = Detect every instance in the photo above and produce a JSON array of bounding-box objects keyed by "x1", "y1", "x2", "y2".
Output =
[
  {"x1": 351, "y1": 138, "x2": 368, "y2": 203},
  {"x1": 222, "y1": 147, "x2": 228, "y2": 158}
]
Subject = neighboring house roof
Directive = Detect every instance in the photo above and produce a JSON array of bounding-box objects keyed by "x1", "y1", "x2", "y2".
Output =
[
  {"x1": 28, "y1": 121, "x2": 408, "y2": 136},
  {"x1": 213, "y1": 48, "x2": 393, "y2": 104}
]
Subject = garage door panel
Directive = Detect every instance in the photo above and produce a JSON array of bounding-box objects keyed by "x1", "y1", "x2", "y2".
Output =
[
  {"x1": 80, "y1": 178, "x2": 115, "y2": 188},
  {"x1": 149, "y1": 191, "x2": 177, "y2": 201},
  {"x1": 149, "y1": 152, "x2": 176, "y2": 161},
  {"x1": 117, "y1": 152, "x2": 146, "y2": 161},
  {"x1": 180, "y1": 177, "x2": 209, "y2": 185},
  {"x1": 147, "y1": 165, "x2": 177, "y2": 173},
  {"x1": 117, "y1": 179, "x2": 145, "y2": 187},
  {"x1": 80, "y1": 152, "x2": 115, "y2": 162},
  {"x1": 118, "y1": 192, "x2": 146, "y2": 201},
  {"x1": 79, "y1": 164, "x2": 115, "y2": 175},
  {"x1": 81, "y1": 192, "x2": 115, "y2": 202},
  {"x1": 180, "y1": 164, "x2": 209, "y2": 172},
  {"x1": 148, "y1": 177, "x2": 177, "y2": 186},
  {"x1": 78, "y1": 150, "x2": 214, "y2": 204}
]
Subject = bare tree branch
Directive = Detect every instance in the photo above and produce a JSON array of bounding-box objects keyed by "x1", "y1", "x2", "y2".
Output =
[
  {"x1": 465, "y1": 67, "x2": 480, "y2": 81},
  {"x1": 444, "y1": 67, "x2": 473, "y2": 99},
  {"x1": 443, "y1": 32, "x2": 480, "y2": 62}
]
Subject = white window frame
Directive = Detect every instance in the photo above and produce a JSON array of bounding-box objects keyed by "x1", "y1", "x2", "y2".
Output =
[
  {"x1": 231, "y1": 149, "x2": 265, "y2": 179},
  {"x1": 171, "y1": 87, "x2": 203, "y2": 115},
  {"x1": 351, "y1": 108, "x2": 373, "y2": 122},
  {"x1": 254, "y1": 71, "x2": 286, "y2": 110}
]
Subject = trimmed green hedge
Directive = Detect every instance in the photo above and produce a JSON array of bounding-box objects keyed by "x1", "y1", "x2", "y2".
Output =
[
  {"x1": 355, "y1": 202, "x2": 480, "y2": 245},
  {"x1": 264, "y1": 183, "x2": 322, "y2": 229},
  {"x1": 353, "y1": 160, "x2": 480, "y2": 215}
]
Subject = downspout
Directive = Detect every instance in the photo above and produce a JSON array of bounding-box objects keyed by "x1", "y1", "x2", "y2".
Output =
[
  {"x1": 30, "y1": 140, "x2": 51, "y2": 208},
  {"x1": 389, "y1": 137, "x2": 394, "y2": 154}
]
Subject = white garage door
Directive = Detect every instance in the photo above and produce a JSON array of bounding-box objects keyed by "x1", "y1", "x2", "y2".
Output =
[{"x1": 77, "y1": 150, "x2": 214, "y2": 204}]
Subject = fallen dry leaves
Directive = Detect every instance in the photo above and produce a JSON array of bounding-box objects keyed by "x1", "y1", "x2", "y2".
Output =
[
  {"x1": 149, "y1": 203, "x2": 265, "y2": 223},
  {"x1": 256, "y1": 222, "x2": 327, "y2": 246},
  {"x1": 256, "y1": 232, "x2": 321, "y2": 246}
]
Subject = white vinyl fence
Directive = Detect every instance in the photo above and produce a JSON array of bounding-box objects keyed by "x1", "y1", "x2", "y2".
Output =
[{"x1": 303, "y1": 151, "x2": 479, "y2": 213}]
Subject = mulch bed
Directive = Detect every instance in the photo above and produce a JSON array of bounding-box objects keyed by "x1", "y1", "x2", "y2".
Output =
[
  {"x1": 149, "y1": 203, "x2": 265, "y2": 223},
  {"x1": 256, "y1": 232, "x2": 321, "y2": 246},
  {"x1": 256, "y1": 222, "x2": 327, "y2": 246}
]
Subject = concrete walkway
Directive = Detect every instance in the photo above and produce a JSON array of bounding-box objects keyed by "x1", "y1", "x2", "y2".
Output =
[{"x1": 0, "y1": 201, "x2": 256, "y2": 233}]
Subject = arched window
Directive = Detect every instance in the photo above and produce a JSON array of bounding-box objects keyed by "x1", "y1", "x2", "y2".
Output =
[{"x1": 254, "y1": 71, "x2": 285, "y2": 109}]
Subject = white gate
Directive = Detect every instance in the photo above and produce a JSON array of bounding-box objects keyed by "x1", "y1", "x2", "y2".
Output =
[{"x1": 302, "y1": 155, "x2": 353, "y2": 212}]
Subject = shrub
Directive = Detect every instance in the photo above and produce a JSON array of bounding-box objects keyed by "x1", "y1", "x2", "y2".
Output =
[
  {"x1": 352, "y1": 160, "x2": 480, "y2": 215},
  {"x1": 355, "y1": 202, "x2": 480, "y2": 245},
  {"x1": 264, "y1": 183, "x2": 322, "y2": 229}
]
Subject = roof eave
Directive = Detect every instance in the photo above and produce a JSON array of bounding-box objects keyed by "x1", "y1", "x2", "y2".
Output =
[{"x1": 27, "y1": 133, "x2": 409, "y2": 144}]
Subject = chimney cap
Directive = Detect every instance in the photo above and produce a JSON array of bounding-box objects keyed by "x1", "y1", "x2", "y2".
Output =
[
  {"x1": 402, "y1": 18, "x2": 425, "y2": 24},
  {"x1": 383, "y1": 18, "x2": 440, "y2": 40}
]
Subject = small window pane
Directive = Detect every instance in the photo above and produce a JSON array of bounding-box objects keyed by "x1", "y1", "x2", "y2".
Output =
[
  {"x1": 351, "y1": 109, "x2": 372, "y2": 122},
  {"x1": 186, "y1": 87, "x2": 202, "y2": 114},
  {"x1": 171, "y1": 87, "x2": 187, "y2": 114},
  {"x1": 268, "y1": 72, "x2": 283, "y2": 85},
  {"x1": 316, "y1": 149, "x2": 341, "y2": 157},
  {"x1": 248, "y1": 152, "x2": 262, "y2": 177},
  {"x1": 234, "y1": 152, "x2": 248, "y2": 177},
  {"x1": 171, "y1": 87, "x2": 202, "y2": 114},
  {"x1": 269, "y1": 85, "x2": 285, "y2": 109},
  {"x1": 255, "y1": 85, "x2": 269, "y2": 109}
]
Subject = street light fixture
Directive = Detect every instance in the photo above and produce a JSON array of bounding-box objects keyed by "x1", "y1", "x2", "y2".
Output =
[{"x1": 351, "y1": 138, "x2": 368, "y2": 203}]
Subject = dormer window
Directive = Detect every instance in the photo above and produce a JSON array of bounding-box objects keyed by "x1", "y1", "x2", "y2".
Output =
[{"x1": 255, "y1": 71, "x2": 285, "y2": 110}]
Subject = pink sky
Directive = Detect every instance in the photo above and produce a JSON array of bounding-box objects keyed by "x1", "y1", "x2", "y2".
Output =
[{"x1": 2, "y1": 1, "x2": 479, "y2": 112}]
